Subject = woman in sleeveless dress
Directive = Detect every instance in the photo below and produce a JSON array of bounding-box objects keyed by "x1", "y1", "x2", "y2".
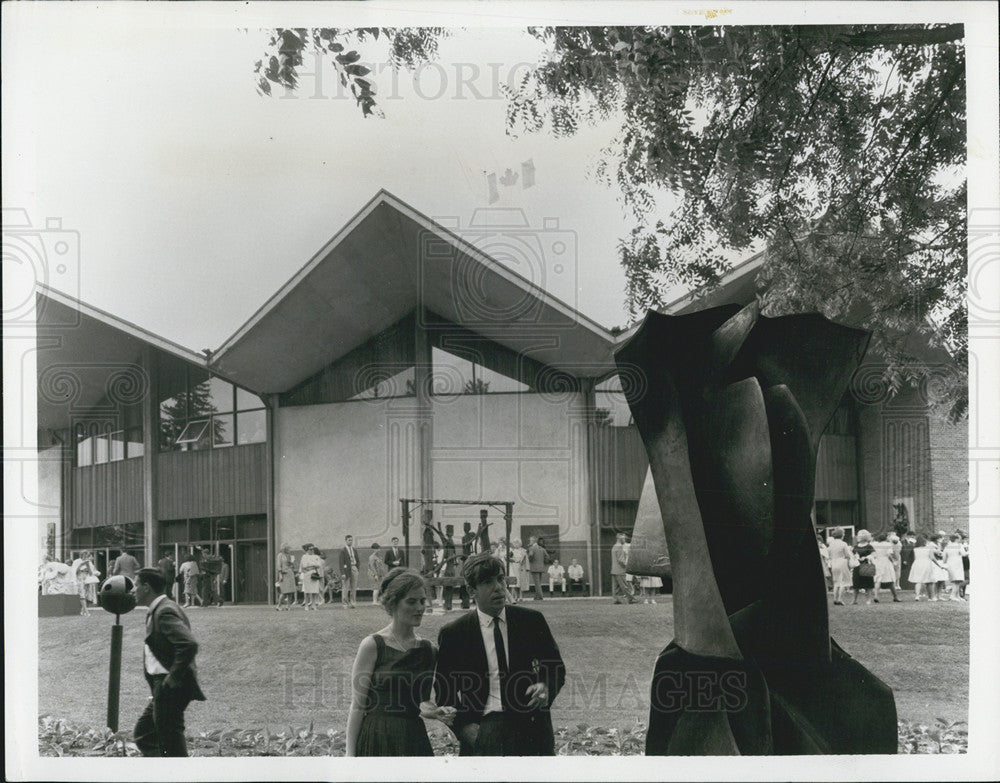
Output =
[
  {"x1": 346, "y1": 568, "x2": 455, "y2": 756},
  {"x1": 871, "y1": 533, "x2": 900, "y2": 603},
  {"x1": 826, "y1": 527, "x2": 853, "y2": 606},
  {"x1": 941, "y1": 533, "x2": 967, "y2": 602},
  {"x1": 908, "y1": 535, "x2": 943, "y2": 601}
]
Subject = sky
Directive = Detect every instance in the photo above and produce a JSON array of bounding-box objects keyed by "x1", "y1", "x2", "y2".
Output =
[{"x1": 4, "y1": 10, "x2": 651, "y2": 351}]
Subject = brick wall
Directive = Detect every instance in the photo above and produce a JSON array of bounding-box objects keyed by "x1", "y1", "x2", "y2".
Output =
[{"x1": 927, "y1": 414, "x2": 969, "y2": 532}]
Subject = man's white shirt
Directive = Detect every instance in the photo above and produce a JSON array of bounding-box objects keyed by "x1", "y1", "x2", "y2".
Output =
[
  {"x1": 144, "y1": 594, "x2": 169, "y2": 675},
  {"x1": 477, "y1": 606, "x2": 509, "y2": 715}
]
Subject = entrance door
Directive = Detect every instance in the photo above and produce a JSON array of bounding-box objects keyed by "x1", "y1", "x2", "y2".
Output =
[{"x1": 236, "y1": 541, "x2": 268, "y2": 603}]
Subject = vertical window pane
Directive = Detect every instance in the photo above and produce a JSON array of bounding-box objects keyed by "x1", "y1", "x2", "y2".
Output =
[
  {"x1": 77, "y1": 437, "x2": 93, "y2": 467},
  {"x1": 159, "y1": 396, "x2": 184, "y2": 451},
  {"x1": 188, "y1": 379, "x2": 218, "y2": 419},
  {"x1": 214, "y1": 516, "x2": 235, "y2": 540},
  {"x1": 127, "y1": 427, "x2": 144, "y2": 459},
  {"x1": 93, "y1": 435, "x2": 109, "y2": 464},
  {"x1": 236, "y1": 409, "x2": 266, "y2": 444},
  {"x1": 193, "y1": 518, "x2": 212, "y2": 541},
  {"x1": 110, "y1": 431, "x2": 126, "y2": 462},
  {"x1": 595, "y1": 375, "x2": 632, "y2": 426},
  {"x1": 236, "y1": 387, "x2": 264, "y2": 411},
  {"x1": 207, "y1": 377, "x2": 234, "y2": 414},
  {"x1": 214, "y1": 414, "x2": 234, "y2": 447}
]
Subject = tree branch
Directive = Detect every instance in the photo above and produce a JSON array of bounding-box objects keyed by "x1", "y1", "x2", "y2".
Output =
[{"x1": 806, "y1": 24, "x2": 964, "y2": 49}]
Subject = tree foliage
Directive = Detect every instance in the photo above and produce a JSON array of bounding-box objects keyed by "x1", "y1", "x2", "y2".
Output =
[
  {"x1": 507, "y1": 25, "x2": 967, "y2": 418},
  {"x1": 257, "y1": 24, "x2": 967, "y2": 418},
  {"x1": 256, "y1": 28, "x2": 449, "y2": 116}
]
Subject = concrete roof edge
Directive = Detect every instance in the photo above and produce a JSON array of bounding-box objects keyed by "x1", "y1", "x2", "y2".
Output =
[{"x1": 37, "y1": 284, "x2": 208, "y2": 367}]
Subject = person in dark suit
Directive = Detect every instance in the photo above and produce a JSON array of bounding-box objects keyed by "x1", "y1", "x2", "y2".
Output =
[
  {"x1": 112, "y1": 550, "x2": 141, "y2": 580},
  {"x1": 384, "y1": 537, "x2": 405, "y2": 570},
  {"x1": 133, "y1": 567, "x2": 206, "y2": 756},
  {"x1": 435, "y1": 553, "x2": 565, "y2": 755},
  {"x1": 340, "y1": 534, "x2": 360, "y2": 607},
  {"x1": 157, "y1": 553, "x2": 177, "y2": 601}
]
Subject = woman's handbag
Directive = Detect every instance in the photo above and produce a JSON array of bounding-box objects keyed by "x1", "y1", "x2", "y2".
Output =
[
  {"x1": 848, "y1": 552, "x2": 861, "y2": 569},
  {"x1": 857, "y1": 560, "x2": 877, "y2": 579}
]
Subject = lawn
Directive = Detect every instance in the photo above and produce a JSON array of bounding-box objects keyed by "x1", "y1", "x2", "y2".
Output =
[{"x1": 38, "y1": 595, "x2": 968, "y2": 751}]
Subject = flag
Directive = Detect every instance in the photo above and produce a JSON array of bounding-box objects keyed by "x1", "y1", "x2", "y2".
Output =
[{"x1": 521, "y1": 159, "x2": 536, "y2": 189}]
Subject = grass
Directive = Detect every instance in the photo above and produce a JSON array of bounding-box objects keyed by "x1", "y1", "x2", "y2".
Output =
[{"x1": 39, "y1": 594, "x2": 968, "y2": 743}]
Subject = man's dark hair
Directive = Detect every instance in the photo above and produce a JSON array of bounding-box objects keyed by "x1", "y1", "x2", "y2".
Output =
[
  {"x1": 463, "y1": 553, "x2": 505, "y2": 589},
  {"x1": 137, "y1": 567, "x2": 166, "y2": 593}
]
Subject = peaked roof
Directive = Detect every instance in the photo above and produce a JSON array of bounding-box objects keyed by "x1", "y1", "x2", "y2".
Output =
[
  {"x1": 209, "y1": 190, "x2": 618, "y2": 392},
  {"x1": 35, "y1": 286, "x2": 207, "y2": 433}
]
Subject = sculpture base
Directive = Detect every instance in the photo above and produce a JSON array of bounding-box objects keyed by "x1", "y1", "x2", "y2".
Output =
[{"x1": 39, "y1": 594, "x2": 81, "y2": 617}]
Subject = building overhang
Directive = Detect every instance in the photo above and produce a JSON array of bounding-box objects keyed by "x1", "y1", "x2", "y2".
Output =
[
  {"x1": 35, "y1": 287, "x2": 208, "y2": 434},
  {"x1": 209, "y1": 191, "x2": 618, "y2": 392}
]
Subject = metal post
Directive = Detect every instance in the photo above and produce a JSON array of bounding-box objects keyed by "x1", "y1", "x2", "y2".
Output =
[
  {"x1": 504, "y1": 503, "x2": 513, "y2": 577},
  {"x1": 401, "y1": 499, "x2": 410, "y2": 567},
  {"x1": 107, "y1": 615, "x2": 124, "y2": 732}
]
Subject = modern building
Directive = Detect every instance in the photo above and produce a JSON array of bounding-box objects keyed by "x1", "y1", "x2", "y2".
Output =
[{"x1": 34, "y1": 191, "x2": 967, "y2": 602}]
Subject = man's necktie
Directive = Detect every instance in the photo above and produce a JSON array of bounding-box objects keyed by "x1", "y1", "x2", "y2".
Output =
[{"x1": 493, "y1": 617, "x2": 509, "y2": 709}]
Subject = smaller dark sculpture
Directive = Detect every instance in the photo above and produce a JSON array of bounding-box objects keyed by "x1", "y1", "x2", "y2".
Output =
[{"x1": 615, "y1": 303, "x2": 897, "y2": 755}]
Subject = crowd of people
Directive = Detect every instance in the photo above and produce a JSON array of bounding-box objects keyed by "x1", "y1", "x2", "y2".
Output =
[
  {"x1": 103, "y1": 522, "x2": 969, "y2": 757},
  {"x1": 272, "y1": 534, "x2": 591, "y2": 612},
  {"x1": 274, "y1": 536, "x2": 409, "y2": 610},
  {"x1": 817, "y1": 527, "x2": 970, "y2": 606}
]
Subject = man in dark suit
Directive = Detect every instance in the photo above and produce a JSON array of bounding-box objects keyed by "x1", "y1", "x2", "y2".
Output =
[
  {"x1": 112, "y1": 550, "x2": 141, "y2": 580},
  {"x1": 157, "y1": 553, "x2": 177, "y2": 601},
  {"x1": 133, "y1": 567, "x2": 206, "y2": 756},
  {"x1": 436, "y1": 553, "x2": 565, "y2": 755},
  {"x1": 384, "y1": 536, "x2": 405, "y2": 569},
  {"x1": 339, "y1": 534, "x2": 359, "y2": 607}
]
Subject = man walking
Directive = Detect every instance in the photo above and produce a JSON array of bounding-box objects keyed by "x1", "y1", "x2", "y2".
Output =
[
  {"x1": 199, "y1": 547, "x2": 222, "y2": 608},
  {"x1": 157, "y1": 552, "x2": 177, "y2": 601},
  {"x1": 436, "y1": 553, "x2": 565, "y2": 755},
  {"x1": 610, "y1": 533, "x2": 636, "y2": 604},
  {"x1": 527, "y1": 536, "x2": 547, "y2": 600},
  {"x1": 112, "y1": 550, "x2": 141, "y2": 581},
  {"x1": 133, "y1": 567, "x2": 206, "y2": 756},
  {"x1": 340, "y1": 534, "x2": 359, "y2": 607}
]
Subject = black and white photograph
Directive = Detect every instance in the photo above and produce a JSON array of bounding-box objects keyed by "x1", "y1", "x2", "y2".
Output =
[{"x1": 4, "y1": 1, "x2": 999, "y2": 780}]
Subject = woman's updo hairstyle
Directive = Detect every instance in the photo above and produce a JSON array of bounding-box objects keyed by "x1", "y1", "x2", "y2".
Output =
[{"x1": 379, "y1": 567, "x2": 426, "y2": 614}]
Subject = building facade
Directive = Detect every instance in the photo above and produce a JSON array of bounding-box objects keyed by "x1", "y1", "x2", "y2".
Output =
[{"x1": 34, "y1": 192, "x2": 967, "y2": 602}]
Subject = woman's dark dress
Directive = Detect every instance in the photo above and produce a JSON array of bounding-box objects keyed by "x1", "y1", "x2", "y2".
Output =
[
  {"x1": 355, "y1": 634, "x2": 435, "y2": 756},
  {"x1": 852, "y1": 543, "x2": 876, "y2": 590}
]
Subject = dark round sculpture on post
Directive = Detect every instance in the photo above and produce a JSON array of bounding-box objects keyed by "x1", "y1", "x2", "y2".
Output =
[{"x1": 98, "y1": 575, "x2": 137, "y2": 732}]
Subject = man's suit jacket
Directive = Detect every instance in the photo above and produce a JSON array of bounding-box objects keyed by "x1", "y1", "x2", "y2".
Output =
[
  {"x1": 610, "y1": 542, "x2": 627, "y2": 575},
  {"x1": 527, "y1": 544, "x2": 547, "y2": 573},
  {"x1": 339, "y1": 546, "x2": 358, "y2": 575},
  {"x1": 113, "y1": 553, "x2": 140, "y2": 579},
  {"x1": 157, "y1": 557, "x2": 176, "y2": 586},
  {"x1": 384, "y1": 547, "x2": 405, "y2": 569},
  {"x1": 145, "y1": 597, "x2": 207, "y2": 702},
  {"x1": 436, "y1": 604, "x2": 566, "y2": 753}
]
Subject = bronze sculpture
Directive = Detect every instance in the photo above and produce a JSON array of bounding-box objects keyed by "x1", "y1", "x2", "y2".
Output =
[{"x1": 615, "y1": 303, "x2": 897, "y2": 755}]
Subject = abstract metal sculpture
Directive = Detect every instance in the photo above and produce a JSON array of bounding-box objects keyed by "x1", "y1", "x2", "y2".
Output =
[{"x1": 614, "y1": 303, "x2": 897, "y2": 755}]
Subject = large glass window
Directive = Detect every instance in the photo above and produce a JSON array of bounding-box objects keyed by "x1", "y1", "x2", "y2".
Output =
[
  {"x1": 431, "y1": 346, "x2": 528, "y2": 395},
  {"x1": 595, "y1": 375, "x2": 633, "y2": 427},
  {"x1": 159, "y1": 366, "x2": 266, "y2": 451}
]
